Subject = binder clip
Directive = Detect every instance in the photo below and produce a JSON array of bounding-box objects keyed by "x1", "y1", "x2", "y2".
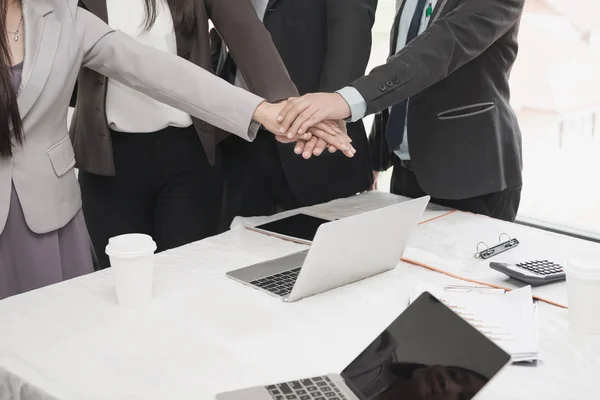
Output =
[{"x1": 474, "y1": 233, "x2": 519, "y2": 260}]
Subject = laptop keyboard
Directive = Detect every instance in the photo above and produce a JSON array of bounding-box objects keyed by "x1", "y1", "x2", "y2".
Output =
[
  {"x1": 250, "y1": 267, "x2": 301, "y2": 297},
  {"x1": 265, "y1": 376, "x2": 347, "y2": 400}
]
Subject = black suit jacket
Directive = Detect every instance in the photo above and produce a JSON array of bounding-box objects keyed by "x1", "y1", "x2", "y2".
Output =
[
  {"x1": 218, "y1": 0, "x2": 378, "y2": 206},
  {"x1": 360, "y1": 0, "x2": 524, "y2": 200}
]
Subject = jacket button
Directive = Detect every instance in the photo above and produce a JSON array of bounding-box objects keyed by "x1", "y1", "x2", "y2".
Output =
[
  {"x1": 378, "y1": 84, "x2": 387, "y2": 92},
  {"x1": 386, "y1": 81, "x2": 393, "y2": 87},
  {"x1": 392, "y1": 76, "x2": 400, "y2": 84}
]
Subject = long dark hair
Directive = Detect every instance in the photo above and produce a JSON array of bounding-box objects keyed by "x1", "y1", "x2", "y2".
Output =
[
  {"x1": 0, "y1": 1, "x2": 23, "y2": 158},
  {"x1": 142, "y1": 0, "x2": 196, "y2": 38}
]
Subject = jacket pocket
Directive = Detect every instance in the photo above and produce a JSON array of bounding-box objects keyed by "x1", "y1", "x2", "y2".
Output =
[
  {"x1": 47, "y1": 136, "x2": 76, "y2": 177},
  {"x1": 437, "y1": 102, "x2": 495, "y2": 120}
]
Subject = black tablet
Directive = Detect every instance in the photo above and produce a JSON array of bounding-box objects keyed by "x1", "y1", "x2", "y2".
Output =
[{"x1": 247, "y1": 213, "x2": 332, "y2": 244}]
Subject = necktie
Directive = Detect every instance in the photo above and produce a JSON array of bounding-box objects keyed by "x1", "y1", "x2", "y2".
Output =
[{"x1": 385, "y1": 0, "x2": 430, "y2": 153}]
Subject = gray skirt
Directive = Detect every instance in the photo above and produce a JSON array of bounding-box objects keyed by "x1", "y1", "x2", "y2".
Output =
[{"x1": 0, "y1": 185, "x2": 93, "y2": 300}]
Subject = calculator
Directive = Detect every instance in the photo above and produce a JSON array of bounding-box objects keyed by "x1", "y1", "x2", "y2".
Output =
[{"x1": 489, "y1": 260, "x2": 566, "y2": 286}]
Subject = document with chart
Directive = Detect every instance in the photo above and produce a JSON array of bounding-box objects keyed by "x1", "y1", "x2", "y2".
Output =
[{"x1": 410, "y1": 282, "x2": 541, "y2": 363}]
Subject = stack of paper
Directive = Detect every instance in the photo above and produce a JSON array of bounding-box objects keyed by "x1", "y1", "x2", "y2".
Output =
[{"x1": 410, "y1": 282, "x2": 541, "y2": 363}]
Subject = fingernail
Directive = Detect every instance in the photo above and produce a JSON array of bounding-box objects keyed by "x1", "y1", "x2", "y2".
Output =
[
  {"x1": 277, "y1": 116, "x2": 283, "y2": 122},
  {"x1": 303, "y1": 152, "x2": 311, "y2": 159},
  {"x1": 314, "y1": 149, "x2": 322, "y2": 155},
  {"x1": 287, "y1": 132, "x2": 294, "y2": 139},
  {"x1": 280, "y1": 127, "x2": 285, "y2": 133}
]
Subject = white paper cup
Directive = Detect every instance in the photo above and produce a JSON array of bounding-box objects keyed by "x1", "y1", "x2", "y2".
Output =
[
  {"x1": 105, "y1": 234, "x2": 157, "y2": 308},
  {"x1": 565, "y1": 258, "x2": 600, "y2": 335}
]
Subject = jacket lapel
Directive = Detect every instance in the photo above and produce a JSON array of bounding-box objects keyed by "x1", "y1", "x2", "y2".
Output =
[
  {"x1": 79, "y1": 0, "x2": 108, "y2": 22},
  {"x1": 17, "y1": 0, "x2": 61, "y2": 121},
  {"x1": 267, "y1": 0, "x2": 281, "y2": 10},
  {"x1": 389, "y1": 0, "x2": 407, "y2": 56}
]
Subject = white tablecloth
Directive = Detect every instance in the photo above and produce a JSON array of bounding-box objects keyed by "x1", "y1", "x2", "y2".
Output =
[{"x1": 0, "y1": 192, "x2": 599, "y2": 400}]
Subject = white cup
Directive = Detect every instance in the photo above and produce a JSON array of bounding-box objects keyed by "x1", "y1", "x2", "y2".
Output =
[
  {"x1": 105, "y1": 234, "x2": 157, "y2": 309},
  {"x1": 565, "y1": 258, "x2": 600, "y2": 335}
]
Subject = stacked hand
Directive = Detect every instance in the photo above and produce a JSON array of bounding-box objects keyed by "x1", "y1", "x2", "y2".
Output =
[
  {"x1": 253, "y1": 99, "x2": 354, "y2": 159},
  {"x1": 277, "y1": 93, "x2": 352, "y2": 138}
]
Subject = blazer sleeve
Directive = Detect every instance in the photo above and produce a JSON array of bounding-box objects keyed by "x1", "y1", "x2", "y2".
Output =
[
  {"x1": 368, "y1": 110, "x2": 393, "y2": 172},
  {"x1": 318, "y1": 0, "x2": 377, "y2": 93},
  {"x1": 205, "y1": 0, "x2": 298, "y2": 101},
  {"x1": 74, "y1": 6, "x2": 264, "y2": 142},
  {"x1": 350, "y1": 0, "x2": 525, "y2": 115}
]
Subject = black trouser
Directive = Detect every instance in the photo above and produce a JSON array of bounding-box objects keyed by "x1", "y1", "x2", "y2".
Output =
[
  {"x1": 79, "y1": 126, "x2": 222, "y2": 270},
  {"x1": 391, "y1": 158, "x2": 522, "y2": 222},
  {"x1": 220, "y1": 130, "x2": 300, "y2": 231}
]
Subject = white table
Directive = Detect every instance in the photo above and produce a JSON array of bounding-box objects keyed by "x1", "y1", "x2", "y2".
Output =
[{"x1": 0, "y1": 192, "x2": 599, "y2": 400}]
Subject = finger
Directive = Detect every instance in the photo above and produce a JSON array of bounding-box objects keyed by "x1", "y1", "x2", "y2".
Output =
[
  {"x1": 302, "y1": 137, "x2": 319, "y2": 159},
  {"x1": 313, "y1": 139, "x2": 328, "y2": 156},
  {"x1": 294, "y1": 140, "x2": 306, "y2": 155},
  {"x1": 279, "y1": 99, "x2": 310, "y2": 135},
  {"x1": 306, "y1": 131, "x2": 328, "y2": 156},
  {"x1": 277, "y1": 97, "x2": 298, "y2": 123},
  {"x1": 323, "y1": 120, "x2": 343, "y2": 135},
  {"x1": 275, "y1": 135, "x2": 295, "y2": 144},
  {"x1": 297, "y1": 110, "x2": 328, "y2": 137},
  {"x1": 310, "y1": 129, "x2": 355, "y2": 158},
  {"x1": 286, "y1": 105, "x2": 318, "y2": 138},
  {"x1": 314, "y1": 121, "x2": 339, "y2": 137},
  {"x1": 328, "y1": 145, "x2": 337, "y2": 153}
]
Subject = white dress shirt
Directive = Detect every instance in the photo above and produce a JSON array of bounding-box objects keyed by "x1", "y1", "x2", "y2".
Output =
[
  {"x1": 105, "y1": 0, "x2": 193, "y2": 133},
  {"x1": 337, "y1": 0, "x2": 438, "y2": 160}
]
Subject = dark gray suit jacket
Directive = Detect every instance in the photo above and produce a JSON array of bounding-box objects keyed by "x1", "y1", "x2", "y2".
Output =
[{"x1": 359, "y1": 0, "x2": 524, "y2": 200}]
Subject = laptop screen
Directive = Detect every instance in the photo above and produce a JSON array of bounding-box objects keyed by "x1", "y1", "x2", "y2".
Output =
[{"x1": 341, "y1": 292, "x2": 511, "y2": 400}]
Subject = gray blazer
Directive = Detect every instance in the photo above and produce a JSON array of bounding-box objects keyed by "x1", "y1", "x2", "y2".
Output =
[{"x1": 1, "y1": 0, "x2": 264, "y2": 236}]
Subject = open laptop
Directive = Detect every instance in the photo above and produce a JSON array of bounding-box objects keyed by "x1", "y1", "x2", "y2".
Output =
[
  {"x1": 226, "y1": 196, "x2": 430, "y2": 302},
  {"x1": 216, "y1": 291, "x2": 511, "y2": 400}
]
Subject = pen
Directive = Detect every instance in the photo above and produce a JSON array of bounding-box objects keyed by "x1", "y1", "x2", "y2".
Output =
[{"x1": 426, "y1": 3, "x2": 433, "y2": 18}]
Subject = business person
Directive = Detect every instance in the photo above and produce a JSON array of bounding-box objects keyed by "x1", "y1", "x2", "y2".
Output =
[
  {"x1": 0, "y1": 0, "x2": 350, "y2": 299},
  {"x1": 215, "y1": 0, "x2": 377, "y2": 225},
  {"x1": 277, "y1": 0, "x2": 525, "y2": 222},
  {"x1": 72, "y1": 0, "x2": 317, "y2": 270}
]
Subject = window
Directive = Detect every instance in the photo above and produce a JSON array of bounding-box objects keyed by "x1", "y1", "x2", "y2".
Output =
[{"x1": 370, "y1": 0, "x2": 600, "y2": 240}]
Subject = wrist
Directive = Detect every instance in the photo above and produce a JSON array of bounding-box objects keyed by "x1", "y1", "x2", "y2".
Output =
[
  {"x1": 252, "y1": 101, "x2": 268, "y2": 125},
  {"x1": 334, "y1": 93, "x2": 352, "y2": 120}
]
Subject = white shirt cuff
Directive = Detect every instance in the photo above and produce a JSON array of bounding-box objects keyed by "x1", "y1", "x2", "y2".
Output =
[
  {"x1": 336, "y1": 86, "x2": 367, "y2": 123},
  {"x1": 247, "y1": 120, "x2": 261, "y2": 141}
]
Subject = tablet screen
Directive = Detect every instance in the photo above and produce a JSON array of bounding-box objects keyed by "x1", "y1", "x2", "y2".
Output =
[
  {"x1": 341, "y1": 292, "x2": 511, "y2": 399},
  {"x1": 252, "y1": 214, "x2": 331, "y2": 242}
]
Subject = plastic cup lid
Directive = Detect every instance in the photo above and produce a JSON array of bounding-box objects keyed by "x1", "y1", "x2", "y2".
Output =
[
  {"x1": 566, "y1": 258, "x2": 600, "y2": 280},
  {"x1": 105, "y1": 233, "x2": 157, "y2": 258}
]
